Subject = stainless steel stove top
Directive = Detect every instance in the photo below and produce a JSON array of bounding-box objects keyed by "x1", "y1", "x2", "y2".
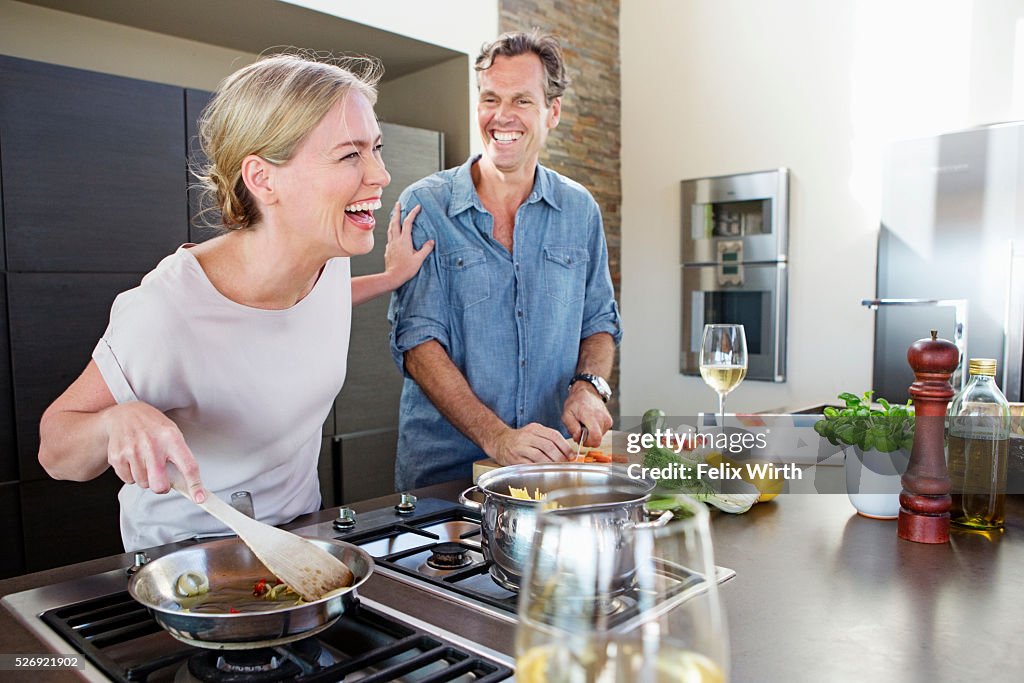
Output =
[
  {"x1": 1, "y1": 497, "x2": 734, "y2": 681},
  {"x1": 1, "y1": 564, "x2": 513, "y2": 682},
  {"x1": 292, "y1": 497, "x2": 736, "y2": 629}
]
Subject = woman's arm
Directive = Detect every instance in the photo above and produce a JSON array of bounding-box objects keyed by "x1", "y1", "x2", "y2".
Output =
[
  {"x1": 38, "y1": 361, "x2": 206, "y2": 501},
  {"x1": 352, "y1": 203, "x2": 433, "y2": 306}
]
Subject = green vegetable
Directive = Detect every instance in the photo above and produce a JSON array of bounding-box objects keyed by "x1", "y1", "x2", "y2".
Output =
[
  {"x1": 641, "y1": 408, "x2": 666, "y2": 436},
  {"x1": 813, "y1": 391, "x2": 914, "y2": 453},
  {"x1": 649, "y1": 492, "x2": 757, "y2": 516},
  {"x1": 647, "y1": 494, "x2": 696, "y2": 519}
]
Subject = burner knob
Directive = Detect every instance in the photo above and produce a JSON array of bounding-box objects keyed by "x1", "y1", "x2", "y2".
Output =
[
  {"x1": 126, "y1": 551, "x2": 149, "y2": 576},
  {"x1": 333, "y1": 507, "x2": 357, "y2": 530},
  {"x1": 395, "y1": 493, "x2": 417, "y2": 515}
]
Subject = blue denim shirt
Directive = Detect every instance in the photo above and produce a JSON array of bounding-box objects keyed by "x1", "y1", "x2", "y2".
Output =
[{"x1": 388, "y1": 156, "x2": 622, "y2": 489}]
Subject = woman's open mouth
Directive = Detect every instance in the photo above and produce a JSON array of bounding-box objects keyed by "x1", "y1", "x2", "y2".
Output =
[{"x1": 344, "y1": 198, "x2": 382, "y2": 230}]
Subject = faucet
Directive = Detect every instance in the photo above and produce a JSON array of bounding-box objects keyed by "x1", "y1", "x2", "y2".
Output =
[{"x1": 860, "y1": 298, "x2": 968, "y2": 392}]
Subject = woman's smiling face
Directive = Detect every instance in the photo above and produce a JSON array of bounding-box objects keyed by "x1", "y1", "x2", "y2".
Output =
[{"x1": 271, "y1": 91, "x2": 391, "y2": 258}]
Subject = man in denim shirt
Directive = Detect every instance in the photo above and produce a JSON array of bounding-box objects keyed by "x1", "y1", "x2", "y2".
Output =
[{"x1": 388, "y1": 31, "x2": 622, "y2": 489}]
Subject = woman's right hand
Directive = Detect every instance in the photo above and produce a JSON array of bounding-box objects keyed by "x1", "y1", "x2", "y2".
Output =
[{"x1": 103, "y1": 401, "x2": 206, "y2": 502}]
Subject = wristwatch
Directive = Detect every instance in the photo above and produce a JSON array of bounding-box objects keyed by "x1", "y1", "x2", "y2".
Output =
[{"x1": 569, "y1": 373, "x2": 612, "y2": 403}]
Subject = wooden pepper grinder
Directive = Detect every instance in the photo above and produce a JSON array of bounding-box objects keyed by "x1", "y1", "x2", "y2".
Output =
[{"x1": 899, "y1": 330, "x2": 959, "y2": 543}]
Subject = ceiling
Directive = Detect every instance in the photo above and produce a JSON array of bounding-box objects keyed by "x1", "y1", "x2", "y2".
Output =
[{"x1": 18, "y1": 0, "x2": 463, "y2": 80}]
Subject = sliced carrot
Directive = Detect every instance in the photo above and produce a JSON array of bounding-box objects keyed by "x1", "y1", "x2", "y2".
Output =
[{"x1": 586, "y1": 450, "x2": 612, "y2": 463}]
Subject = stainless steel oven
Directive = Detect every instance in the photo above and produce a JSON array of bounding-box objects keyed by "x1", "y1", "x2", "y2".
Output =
[{"x1": 680, "y1": 169, "x2": 789, "y2": 382}]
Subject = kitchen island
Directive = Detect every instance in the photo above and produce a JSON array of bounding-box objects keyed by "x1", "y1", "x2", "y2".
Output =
[{"x1": 1, "y1": 483, "x2": 1021, "y2": 682}]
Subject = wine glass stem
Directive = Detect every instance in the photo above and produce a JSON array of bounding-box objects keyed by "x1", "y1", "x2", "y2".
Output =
[{"x1": 718, "y1": 393, "x2": 726, "y2": 429}]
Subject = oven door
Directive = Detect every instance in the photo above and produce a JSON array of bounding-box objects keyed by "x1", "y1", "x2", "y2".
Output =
[{"x1": 680, "y1": 262, "x2": 787, "y2": 382}]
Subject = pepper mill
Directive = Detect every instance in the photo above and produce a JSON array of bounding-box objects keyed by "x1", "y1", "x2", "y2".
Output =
[{"x1": 898, "y1": 330, "x2": 959, "y2": 543}]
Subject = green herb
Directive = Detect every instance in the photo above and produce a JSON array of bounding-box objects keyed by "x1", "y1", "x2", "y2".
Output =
[{"x1": 812, "y1": 391, "x2": 914, "y2": 453}]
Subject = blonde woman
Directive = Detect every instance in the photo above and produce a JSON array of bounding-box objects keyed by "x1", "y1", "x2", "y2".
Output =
[{"x1": 37, "y1": 53, "x2": 433, "y2": 551}]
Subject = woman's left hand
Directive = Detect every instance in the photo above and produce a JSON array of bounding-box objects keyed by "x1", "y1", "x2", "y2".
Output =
[{"x1": 384, "y1": 202, "x2": 434, "y2": 287}]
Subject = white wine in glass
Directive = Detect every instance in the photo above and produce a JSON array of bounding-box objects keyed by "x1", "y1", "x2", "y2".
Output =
[{"x1": 699, "y1": 324, "x2": 748, "y2": 428}]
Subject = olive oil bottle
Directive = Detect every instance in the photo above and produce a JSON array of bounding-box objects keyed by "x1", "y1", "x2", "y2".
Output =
[{"x1": 946, "y1": 358, "x2": 1009, "y2": 530}]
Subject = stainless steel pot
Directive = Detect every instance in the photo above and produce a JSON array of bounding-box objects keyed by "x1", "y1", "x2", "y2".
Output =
[
  {"x1": 128, "y1": 536, "x2": 372, "y2": 649},
  {"x1": 459, "y1": 464, "x2": 655, "y2": 591}
]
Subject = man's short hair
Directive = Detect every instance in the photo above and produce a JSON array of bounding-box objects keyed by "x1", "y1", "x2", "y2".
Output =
[{"x1": 474, "y1": 29, "x2": 570, "y2": 105}]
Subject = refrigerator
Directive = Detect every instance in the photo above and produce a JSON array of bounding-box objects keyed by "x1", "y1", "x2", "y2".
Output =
[{"x1": 869, "y1": 121, "x2": 1024, "y2": 403}]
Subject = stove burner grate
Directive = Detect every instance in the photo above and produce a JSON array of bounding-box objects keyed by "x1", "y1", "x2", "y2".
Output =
[
  {"x1": 187, "y1": 638, "x2": 322, "y2": 682},
  {"x1": 426, "y1": 542, "x2": 474, "y2": 570},
  {"x1": 40, "y1": 592, "x2": 512, "y2": 682}
]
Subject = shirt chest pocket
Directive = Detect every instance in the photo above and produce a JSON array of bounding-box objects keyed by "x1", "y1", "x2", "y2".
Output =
[
  {"x1": 543, "y1": 246, "x2": 589, "y2": 305},
  {"x1": 440, "y1": 247, "x2": 490, "y2": 310}
]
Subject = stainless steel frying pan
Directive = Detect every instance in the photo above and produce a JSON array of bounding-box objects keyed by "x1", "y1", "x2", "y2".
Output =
[{"x1": 128, "y1": 536, "x2": 373, "y2": 649}]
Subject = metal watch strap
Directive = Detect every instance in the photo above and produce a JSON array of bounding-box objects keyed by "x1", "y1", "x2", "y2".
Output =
[{"x1": 569, "y1": 373, "x2": 611, "y2": 403}]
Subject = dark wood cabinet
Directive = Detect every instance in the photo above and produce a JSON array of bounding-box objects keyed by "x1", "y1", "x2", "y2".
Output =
[
  {"x1": 0, "y1": 482, "x2": 24, "y2": 579},
  {"x1": 8, "y1": 273, "x2": 143, "y2": 482},
  {"x1": 19, "y1": 472, "x2": 124, "y2": 573},
  {"x1": 339, "y1": 429, "x2": 399, "y2": 503},
  {"x1": 316, "y1": 436, "x2": 341, "y2": 508},
  {"x1": 0, "y1": 56, "x2": 188, "y2": 273},
  {"x1": 0, "y1": 277, "x2": 17, "y2": 483}
]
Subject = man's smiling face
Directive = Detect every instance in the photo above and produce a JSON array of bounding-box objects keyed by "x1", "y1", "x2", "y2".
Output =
[{"x1": 476, "y1": 53, "x2": 561, "y2": 175}]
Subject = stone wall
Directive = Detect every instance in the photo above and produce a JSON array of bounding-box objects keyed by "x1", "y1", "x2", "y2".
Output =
[{"x1": 499, "y1": 0, "x2": 622, "y2": 413}]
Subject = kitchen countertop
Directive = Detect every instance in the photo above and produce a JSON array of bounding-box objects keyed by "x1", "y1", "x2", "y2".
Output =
[{"x1": 1, "y1": 483, "x2": 1022, "y2": 682}]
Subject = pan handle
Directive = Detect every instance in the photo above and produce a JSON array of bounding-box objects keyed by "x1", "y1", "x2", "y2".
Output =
[{"x1": 459, "y1": 485, "x2": 484, "y2": 511}]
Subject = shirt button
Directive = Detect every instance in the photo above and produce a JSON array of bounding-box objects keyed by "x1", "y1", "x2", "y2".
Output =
[
  {"x1": 514, "y1": 263, "x2": 520, "y2": 270},
  {"x1": 517, "y1": 310, "x2": 523, "y2": 317},
  {"x1": 520, "y1": 360, "x2": 526, "y2": 367},
  {"x1": 456, "y1": 257, "x2": 464, "y2": 266}
]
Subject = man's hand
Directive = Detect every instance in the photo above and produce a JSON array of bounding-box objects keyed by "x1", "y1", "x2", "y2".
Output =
[
  {"x1": 488, "y1": 423, "x2": 573, "y2": 466},
  {"x1": 562, "y1": 383, "x2": 613, "y2": 447}
]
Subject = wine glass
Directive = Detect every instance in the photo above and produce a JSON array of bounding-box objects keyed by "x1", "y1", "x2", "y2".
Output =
[
  {"x1": 699, "y1": 324, "x2": 748, "y2": 430},
  {"x1": 516, "y1": 486, "x2": 729, "y2": 682}
]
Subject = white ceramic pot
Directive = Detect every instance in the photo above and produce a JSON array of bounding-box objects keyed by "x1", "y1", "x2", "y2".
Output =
[{"x1": 844, "y1": 446, "x2": 910, "y2": 519}]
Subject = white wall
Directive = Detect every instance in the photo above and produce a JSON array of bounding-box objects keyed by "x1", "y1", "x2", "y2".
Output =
[
  {"x1": 620, "y1": 0, "x2": 1024, "y2": 418},
  {"x1": 286, "y1": 0, "x2": 497, "y2": 158}
]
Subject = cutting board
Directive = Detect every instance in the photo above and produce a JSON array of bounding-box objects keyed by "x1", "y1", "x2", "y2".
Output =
[{"x1": 471, "y1": 430, "x2": 625, "y2": 482}]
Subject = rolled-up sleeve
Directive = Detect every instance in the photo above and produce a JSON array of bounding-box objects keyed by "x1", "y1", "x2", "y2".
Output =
[
  {"x1": 388, "y1": 196, "x2": 452, "y2": 377},
  {"x1": 580, "y1": 200, "x2": 623, "y2": 344}
]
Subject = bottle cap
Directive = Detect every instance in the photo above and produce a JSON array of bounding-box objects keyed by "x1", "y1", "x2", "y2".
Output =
[{"x1": 968, "y1": 358, "x2": 997, "y2": 376}]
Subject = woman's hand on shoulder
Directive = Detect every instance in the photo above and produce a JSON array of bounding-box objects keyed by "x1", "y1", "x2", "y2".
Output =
[
  {"x1": 384, "y1": 202, "x2": 434, "y2": 288},
  {"x1": 103, "y1": 402, "x2": 206, "y2": 502}
]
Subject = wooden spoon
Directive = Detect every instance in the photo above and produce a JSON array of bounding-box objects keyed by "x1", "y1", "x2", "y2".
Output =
[{"x1": 168, "y1": 471, "x2": 353, "y2": 602}]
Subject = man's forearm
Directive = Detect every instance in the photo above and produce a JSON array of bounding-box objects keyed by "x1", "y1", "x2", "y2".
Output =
[
  {"x1": 576, "y1": 332, "x2": 616, "y2": 377},
  {"x1": 404, "y1": 340, "x2": 508, "y2": 456}
]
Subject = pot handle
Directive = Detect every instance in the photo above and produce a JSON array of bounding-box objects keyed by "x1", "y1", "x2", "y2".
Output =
[
  {"x1": 633, "y1": 509, "x2": 674, "y2": 529},
  {"x1": 459, "y1": 485, "x2": 484, "y2": 511}
]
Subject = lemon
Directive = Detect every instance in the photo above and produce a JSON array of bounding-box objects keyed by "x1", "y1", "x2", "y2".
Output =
[
  {"x1": 703, "y1": 452, "x2": 781, "y2": 503},
  {"x1": 743, "y1": 462, "x2": 783, "y2": 503}
]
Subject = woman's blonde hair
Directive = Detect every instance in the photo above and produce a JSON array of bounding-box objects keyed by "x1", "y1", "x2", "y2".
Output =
[{"x1": 194, "y1": 50, "x2": 382, "y2": 231}]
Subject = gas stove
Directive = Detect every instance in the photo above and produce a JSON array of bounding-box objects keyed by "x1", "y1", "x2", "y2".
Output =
[
  {"x1": 2, "y1": 565, "x2": 512, "y2": 682},
  {"x1": 291, "y1": 497, "x2": 735, "y2": 629},
  {"x1": 1, "y1": 497, "x2": 733, "y2": 681}
]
